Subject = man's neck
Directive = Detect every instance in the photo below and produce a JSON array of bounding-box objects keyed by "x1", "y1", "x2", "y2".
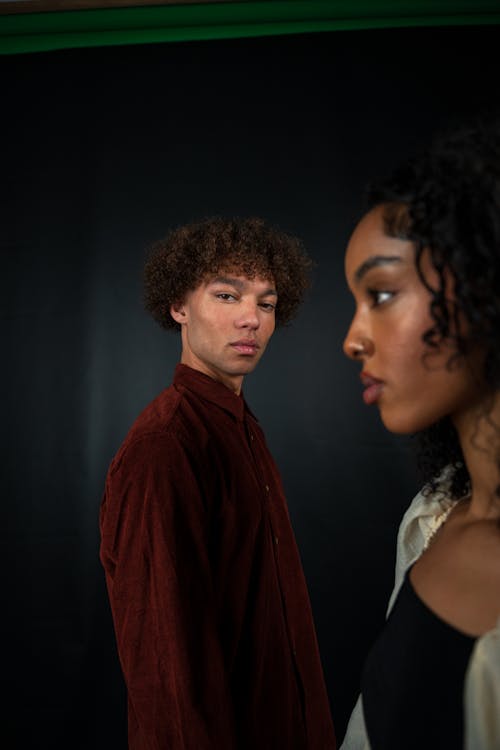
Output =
[{"x1": 179, "y1": 355, "x2": 244, "y2": 395}]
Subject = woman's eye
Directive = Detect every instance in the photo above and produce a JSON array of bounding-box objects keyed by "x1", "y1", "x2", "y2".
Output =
[{"x1": 369, "y1": 289, "x2": 394, "y2": 307}]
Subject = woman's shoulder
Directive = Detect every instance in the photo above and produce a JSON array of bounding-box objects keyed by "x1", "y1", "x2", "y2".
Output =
[
  {"x1": 387, "y1": 467, "x2": 461, "y2": 611},
  {"x1": 473, "y1": 619, "x2": 500, "y2": 661},
  {"x1": 397, "y1": 468, "x2": 458, "y2": 555}
]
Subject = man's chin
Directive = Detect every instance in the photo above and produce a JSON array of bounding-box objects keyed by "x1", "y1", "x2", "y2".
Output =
[{"x1": 229, "y1": 359, "x2": 261, "y2": 377}]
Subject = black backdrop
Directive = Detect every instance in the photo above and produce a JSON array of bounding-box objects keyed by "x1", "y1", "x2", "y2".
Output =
[{"x1": 3, "y1": 24, "x2": 499, "y2": 748}]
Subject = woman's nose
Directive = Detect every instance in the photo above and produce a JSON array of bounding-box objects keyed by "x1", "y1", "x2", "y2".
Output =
[{"x1": 343, "y1": 319, "x2": 373, "y2": 361}]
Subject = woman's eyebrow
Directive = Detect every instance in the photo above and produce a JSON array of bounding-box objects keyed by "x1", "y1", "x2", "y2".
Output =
[{"x1": 354, "y1": 255, "x2": 402, "y2": 283}]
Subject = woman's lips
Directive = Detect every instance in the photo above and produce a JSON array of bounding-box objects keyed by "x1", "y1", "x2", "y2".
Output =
[{"x1": 360, "y1": 372, "x2": 384, "y2": 405}]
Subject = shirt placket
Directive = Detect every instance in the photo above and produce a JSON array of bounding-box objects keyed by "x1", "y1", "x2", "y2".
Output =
[{"x1": 243, "y1": 415, "x2": 303, "y2": 691}]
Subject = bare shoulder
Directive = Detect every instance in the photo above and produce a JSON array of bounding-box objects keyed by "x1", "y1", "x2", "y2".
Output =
[{"x1": 410, "y1": 502, "x2": 500, "y2": 637}]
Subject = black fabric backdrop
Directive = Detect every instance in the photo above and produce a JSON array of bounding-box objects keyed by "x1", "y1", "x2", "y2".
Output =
[{"x1": 3, "y1": 24, "x2": 499, "y2": 749}]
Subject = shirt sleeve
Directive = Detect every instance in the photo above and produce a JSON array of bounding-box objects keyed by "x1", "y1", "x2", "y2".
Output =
[
  {"x1": 339, "y1": 695, "x2": 371, "y2": 750},
  {"x1": 100, "y1": 432, "x2": 236, "y2": 750},
  {"x1": 340, "y1": 487, "x2": 430, "y2": 750},
  {"x1": 341, "y1": 475, "x2": 473, "y2": 750},
  {"x1": 465, "y1": 623, "x2": 500, "y2": 750}
]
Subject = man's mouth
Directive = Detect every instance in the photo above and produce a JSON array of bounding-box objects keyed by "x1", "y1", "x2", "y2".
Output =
[{"x1": 231, "y1": 340, "x2": 260, "y2": 355}]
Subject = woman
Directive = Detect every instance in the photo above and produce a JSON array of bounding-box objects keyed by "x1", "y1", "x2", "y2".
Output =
[{"x1": 340, "y1": 119, "x2": 500, "y2": 750}]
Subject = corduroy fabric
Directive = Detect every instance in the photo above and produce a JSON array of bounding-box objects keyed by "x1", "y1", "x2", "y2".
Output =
[{"x1": 100, "y1": 363, "x2": 335, "y2": 750}]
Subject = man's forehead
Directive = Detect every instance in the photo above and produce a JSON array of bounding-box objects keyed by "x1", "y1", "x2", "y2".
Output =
[{"x1": 204, "y1": 271, "x2": 277, "y2": 292}]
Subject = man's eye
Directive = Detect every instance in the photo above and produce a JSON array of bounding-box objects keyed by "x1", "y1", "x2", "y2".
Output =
[
  {"x1": 216, "y1": 293, "x2": 236, "y2": 301},
  {"x1": 259, "y1": 302, "x2": 276, "y2": 311}
]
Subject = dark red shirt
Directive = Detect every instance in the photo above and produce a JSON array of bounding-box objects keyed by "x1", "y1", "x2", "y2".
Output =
[{"x1": 100, "y1": 364, "x2": 335, "y2": 750}]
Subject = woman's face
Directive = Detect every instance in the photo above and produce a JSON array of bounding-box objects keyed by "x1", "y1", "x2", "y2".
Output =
[{"x1": 343, "y1": 205, "x2": 482, "y2": 434}]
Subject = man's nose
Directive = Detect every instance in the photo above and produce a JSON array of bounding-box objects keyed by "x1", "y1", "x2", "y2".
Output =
[{"x1": 235, "y1": 299, "x2": 260, "y2": 329}]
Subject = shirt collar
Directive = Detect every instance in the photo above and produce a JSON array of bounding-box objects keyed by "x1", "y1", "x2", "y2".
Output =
[{"x1": 174, "y1": 363, "x2": 252, "y2": 421}]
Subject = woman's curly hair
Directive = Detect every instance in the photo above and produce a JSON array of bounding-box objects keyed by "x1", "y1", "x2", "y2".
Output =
[
  {"x1": 366, "y1": 117, "x2": 500, "y2": 498},
  {"x1": 144, "y1": 216, "x2": 312, "y2": 331}
]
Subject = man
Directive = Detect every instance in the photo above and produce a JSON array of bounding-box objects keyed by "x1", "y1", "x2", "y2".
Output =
[{"x1": 100, "y1": 217, "x2": 336, "y2": 750}]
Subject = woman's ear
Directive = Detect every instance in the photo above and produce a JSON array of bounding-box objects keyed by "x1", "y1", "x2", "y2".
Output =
[{"x1": 170, "y1": 301, "x2": 187, "y2": 325}]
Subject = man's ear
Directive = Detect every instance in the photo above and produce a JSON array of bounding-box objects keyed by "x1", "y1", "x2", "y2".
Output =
[{"x1": 170, "y1": 301, "x2": 187, "y2": 326}]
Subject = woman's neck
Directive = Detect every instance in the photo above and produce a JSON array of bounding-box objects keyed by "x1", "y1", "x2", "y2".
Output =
[{"x1": 453, "y1": 393, "x2": 500, "y2": 521}]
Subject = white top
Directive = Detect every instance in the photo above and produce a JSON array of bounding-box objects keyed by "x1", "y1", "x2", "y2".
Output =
[{"x1": 340, "y1": 475, "x2": 500, "y2": 750}]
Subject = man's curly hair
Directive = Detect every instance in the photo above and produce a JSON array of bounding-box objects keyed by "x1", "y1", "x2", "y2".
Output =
[
  {"x1": 144, "y1": 216, "x2": 312, "y2": 331},
  {"x1": 366, "y1": 116, "x2": 500, "y2": 498}
]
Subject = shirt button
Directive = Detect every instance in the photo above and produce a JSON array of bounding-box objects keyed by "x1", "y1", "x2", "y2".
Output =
[
  {"x1": 274, "y1": 535, "x2": 279, "y2": 545},
  {"x1": 250, "y1": 433, "x2": 254, "y2": 441},
  {"x1": 265, "y1": 484, "x2": 270, "y2": 492}
]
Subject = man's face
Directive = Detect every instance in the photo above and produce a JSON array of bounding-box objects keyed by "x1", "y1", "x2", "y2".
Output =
[{"x1": 170, "y1": 272, "x2": 277, "y2": 394}]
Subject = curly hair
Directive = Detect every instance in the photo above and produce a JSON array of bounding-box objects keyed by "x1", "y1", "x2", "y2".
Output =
[
  {"x1": 366, "y1": 117, "x2": 500, "y2": 498},
  {"x1": 144, "y1": 216, "x2": 312, "y2": 331}
]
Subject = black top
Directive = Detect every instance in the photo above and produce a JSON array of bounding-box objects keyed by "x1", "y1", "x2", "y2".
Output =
[{"x1": 361, "y1": 568, "x2": 476, "y2": 750}]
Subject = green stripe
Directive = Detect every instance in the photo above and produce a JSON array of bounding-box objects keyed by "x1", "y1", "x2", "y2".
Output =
[{"x1": 1, "y1": 0, "x2": 500, "y2": 55}]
